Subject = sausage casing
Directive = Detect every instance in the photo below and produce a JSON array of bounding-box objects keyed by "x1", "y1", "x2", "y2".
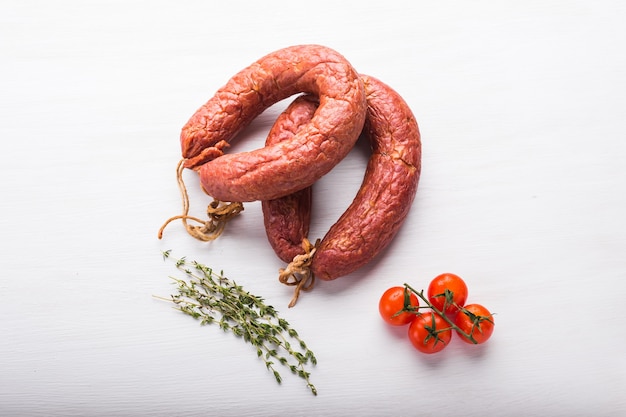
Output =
[
  {"x1": 180, "y1": 44, "x2": 367, "y2": 202},
  {"x1": 261, "y1": 95, "x2": 318, "y2": 263},
  {"x1": 262, "y1": 75, "x2": 421, "y2": 280}
]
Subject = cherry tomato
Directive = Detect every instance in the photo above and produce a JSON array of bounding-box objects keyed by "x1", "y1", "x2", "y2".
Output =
[
  {"x1": 379, "y1": 286, "x2": 419, "y2": 326},
  {"x1": 407, "y1": 311, "x2": 452, "y2": 354},
  {"x1": 454, "y1": 304, "x2": 495, "y2": 344},
  {"x1": 427, "y1": 273, "x2": 468, "y2": 317}
]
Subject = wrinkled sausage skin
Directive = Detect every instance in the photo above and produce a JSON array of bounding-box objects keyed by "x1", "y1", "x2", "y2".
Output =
[
  {"x1": 262, "y1": 95, "x2": 318, "y2": 263},
  {"x1": 262, "y1": 75, "x2": 421, "y2": 281},
  {"x1": 312, "y1": 74, "x2": 421, "y2": 280},
  {"x1": 180, "y1": 44, "x2": 367, "y2": 202}
]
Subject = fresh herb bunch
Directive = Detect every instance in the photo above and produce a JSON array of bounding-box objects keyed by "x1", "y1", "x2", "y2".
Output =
[{"x1": 160, "y1": 250, "x2": 318, "y2": 395}]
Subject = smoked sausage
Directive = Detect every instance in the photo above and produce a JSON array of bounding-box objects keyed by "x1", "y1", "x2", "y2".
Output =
[
  {"x1": 263, "y1": 74, "x2": 421, "y2": 281},
  {"x1": 261, "y1": 95, "x2": 318, "y2": 263},
  {"x1": 180, "y1": 44, "x2": 367, "y2": 202},
  {"x1": 312, "y1": 74, "x2": 421, "y2": 280}
]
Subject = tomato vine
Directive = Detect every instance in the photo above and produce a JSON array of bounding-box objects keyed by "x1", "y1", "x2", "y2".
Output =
[{"x1": 379, "y1": 274, "x2": 495, "y2": 354}]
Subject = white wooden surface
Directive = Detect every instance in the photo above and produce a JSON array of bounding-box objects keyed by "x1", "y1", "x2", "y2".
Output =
[{"x1": 2, "y1": 1, "x2": 625, "y2": 416}]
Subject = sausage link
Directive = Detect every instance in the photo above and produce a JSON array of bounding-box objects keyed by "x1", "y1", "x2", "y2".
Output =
[
  {"x1": 180, "y1": 44, "x2": 367, "y2": 202},
  {"x1": 262, "y1": 75, "x2": 421, "y2": 280},
  {"x1": 312, "y1": 74, "x2": 421, "y2": 280},
  {"x1": 261, "y1": 95, "x2": 318, "y2": 263}
]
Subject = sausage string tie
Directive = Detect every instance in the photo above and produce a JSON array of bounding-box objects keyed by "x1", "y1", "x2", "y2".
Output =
[
  {"x1": 158, "y1": 159, "x2": 244, "y2": 241},
  {"x1": 278, "y1": 238, "x2": 319, "y2": 308}
]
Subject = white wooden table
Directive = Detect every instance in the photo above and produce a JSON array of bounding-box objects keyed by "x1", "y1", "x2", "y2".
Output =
[{"x1": 2, "y1": 1, "x2": 625, "y2": 415}]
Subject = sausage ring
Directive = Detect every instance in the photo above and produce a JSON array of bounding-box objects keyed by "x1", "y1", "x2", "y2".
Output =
[
  {"x1": 262, "y1": 74, "x2": 421, "y2": 281},
  {"x1": 180, "y1": 44, "x2": 367, "y2": 202}
]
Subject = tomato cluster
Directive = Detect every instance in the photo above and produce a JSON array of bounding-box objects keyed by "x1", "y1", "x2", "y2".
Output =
[{"x1": 379, "y1": 273, "x2": 495, "y2": 354}]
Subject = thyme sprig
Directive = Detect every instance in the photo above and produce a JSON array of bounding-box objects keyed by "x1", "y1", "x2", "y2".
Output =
[{"x1": 160, "y1": 250, "x2": 318, "y2": 395}]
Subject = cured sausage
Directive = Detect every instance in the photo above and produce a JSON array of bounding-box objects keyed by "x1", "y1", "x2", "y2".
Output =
[
  {"x1": 262, "y1": 95, "x2": 318, "y2": 263},
  {"x1": 313, "y1": 74, "x2": 421, "y2": 280},
  {"x1": 180, "y1": 44, "x2": 367, "y2": 202},
  {"x1": 263, "y1": 74, "x2": 421, "y2": 281}
]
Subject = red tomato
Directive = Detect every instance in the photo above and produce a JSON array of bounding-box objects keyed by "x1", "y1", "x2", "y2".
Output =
[
  {"x1": 427, "y1": 273, "x2": 468, "y2": 316},
  {"x1": 454, "y1": 304, "x2": 495, "y2": 344},
  {"x1": 379, "y1": 286, "x2": 419, "y2": 326},
  {"x1": 407, "y1": 311, "x2": 452, "y2": 354}
]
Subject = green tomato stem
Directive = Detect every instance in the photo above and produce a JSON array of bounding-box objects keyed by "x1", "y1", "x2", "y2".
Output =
[{"x1": 403, "y1": 283, "x2": 478, "y2": 344}]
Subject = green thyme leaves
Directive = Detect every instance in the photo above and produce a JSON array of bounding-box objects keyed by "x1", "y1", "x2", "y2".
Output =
[{"x1": 160, "y1": 250, "x2": 317, "y2": 395}]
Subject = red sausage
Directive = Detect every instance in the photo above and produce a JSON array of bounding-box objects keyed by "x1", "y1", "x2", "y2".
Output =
[
  {"x1": 180, "y1": 44, "x2": 367, "y2": 202},
  {"x1": 262, "y1": 95, "x2": 318, "y2": 263},
  {"x1": 312, "y1": 75, "x2": 421, "y2": 280},
  {"x1": 263, "y1": 75, "x2": 421, "y2": 281}
]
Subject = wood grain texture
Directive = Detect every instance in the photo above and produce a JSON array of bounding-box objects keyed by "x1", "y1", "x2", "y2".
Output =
[{"x1": 1, "y1": 1, "x2": 625, "y2": 416}]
